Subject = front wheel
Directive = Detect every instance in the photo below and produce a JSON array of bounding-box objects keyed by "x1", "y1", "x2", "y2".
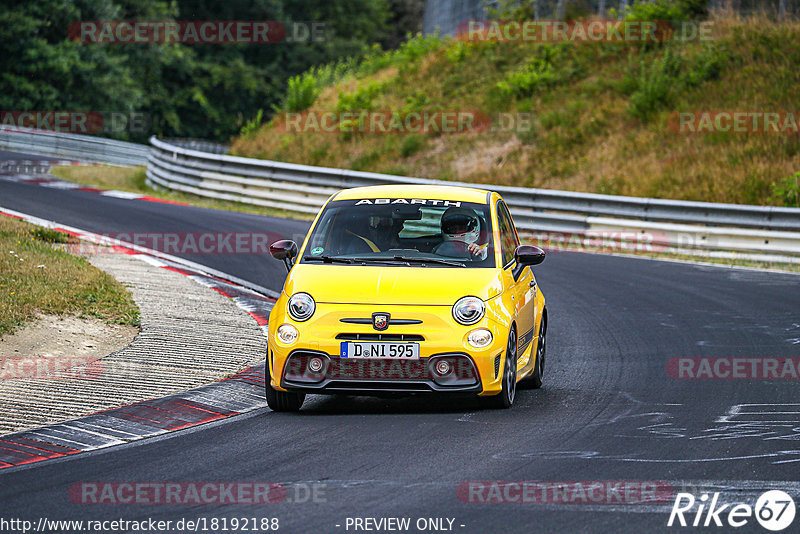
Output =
[
  {"x1": 486, "y1": 328, "x2": 517, "y2": 409},
  {"x1": 266, "y1": 383, "x2": 305, "y2": 412},
  {"x1": 265, "y1": 366, "x2": 305, "y2": 412}
]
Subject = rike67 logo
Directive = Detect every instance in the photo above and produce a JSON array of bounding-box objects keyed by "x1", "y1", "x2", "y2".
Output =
[{"x1": 668, "y1": 490, "x2": 796, "y2": 531}]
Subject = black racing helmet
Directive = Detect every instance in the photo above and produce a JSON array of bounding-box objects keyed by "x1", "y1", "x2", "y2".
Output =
[{"x1": 441, "y1": 207, "x2": 479, "y2": 236}]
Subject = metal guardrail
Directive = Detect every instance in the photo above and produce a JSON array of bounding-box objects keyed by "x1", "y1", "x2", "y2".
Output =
[
  {"x1": 147, "y1": 136, "x2": 800, "y2": 261},
  {"x1": 163, "y1": 138, "x2": 229, "y2": 155},
  {"x1": 1, "y1": 127, "x2": 797, "y2": 261},
  {"x1": 0, "y1": 126, "x2": 149, "y2": 166}
]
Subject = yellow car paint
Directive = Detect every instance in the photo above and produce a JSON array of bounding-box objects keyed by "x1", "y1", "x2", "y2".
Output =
[{"x1": 267, "y1": 184, "x2": 546, "y2": 399}]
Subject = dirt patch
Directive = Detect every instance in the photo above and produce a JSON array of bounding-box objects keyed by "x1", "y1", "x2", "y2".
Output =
[
  {"x1": 0, "y1": 314, "x2": 138, "y2": 375},
  {"x1": 450, "y1": 136, "x2": 523, "y2": 178}
]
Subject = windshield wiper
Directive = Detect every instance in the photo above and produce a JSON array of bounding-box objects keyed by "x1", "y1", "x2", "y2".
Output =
[
  {"x1": 393, "y1": 255, "x2": 466, "y2": 267},
  {"x1": 354, "y1": 255, "x2": 466, "y2": 267},
  {"x1": 352, "y1": 257, "x2": 412, "y2": 266},
  {"x1": 303, "y1": 255, "x2": 353, "y2": 264}
]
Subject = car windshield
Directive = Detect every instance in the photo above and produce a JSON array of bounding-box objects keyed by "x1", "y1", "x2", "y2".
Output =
[{"x1": 301, "y1": 198, "x2": 495, "y2": 268}]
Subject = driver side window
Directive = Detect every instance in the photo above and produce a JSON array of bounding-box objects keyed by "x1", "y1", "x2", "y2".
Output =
[{"x1": 497, "y1": 201, "x2": 518, "y2": 268}]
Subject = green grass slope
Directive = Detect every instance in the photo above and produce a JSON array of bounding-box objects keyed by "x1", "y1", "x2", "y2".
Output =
[{"x1": 231, "y1": 10, "x2": 800, "y2": 207}]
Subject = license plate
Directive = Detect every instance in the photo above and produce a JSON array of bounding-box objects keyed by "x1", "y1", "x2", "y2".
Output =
[{"x1": 340, "y1": 342, "x2": 420, "y2": 359}]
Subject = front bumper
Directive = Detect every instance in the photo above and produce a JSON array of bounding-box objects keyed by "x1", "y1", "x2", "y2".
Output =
[
  {"x1": 268, "y1": 302, "x2": 508, "y2": 396},
  {"x1": 279, "y1": 349, "x2": 483, "y2": 395}
]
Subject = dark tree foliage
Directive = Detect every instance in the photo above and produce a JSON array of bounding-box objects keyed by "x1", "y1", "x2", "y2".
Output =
[
  {"x1": 380, "y1": 0, "x2": 425, "y2": 49},
  {"x1": 0, "y1": 0, "x2": 415, "y2": 142}
]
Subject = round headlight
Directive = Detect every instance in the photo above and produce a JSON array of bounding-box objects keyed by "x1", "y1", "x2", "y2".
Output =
[
  {"x1": 287, "y1": 292, "x2": 315, "y2": 322},
  {"x1": 277, "y1": 323, "x2": 299, "y2": 345},
  {"x1": 468, "y1": 328, "x2": 493, "y2": 349},
  {"x1": 452, "y1": 296, "x2": 485, "y2": 325}
]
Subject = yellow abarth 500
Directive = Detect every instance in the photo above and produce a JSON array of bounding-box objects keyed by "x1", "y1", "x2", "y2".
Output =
[{"x1": 266, "y1": 184, "x2": 547, "y2": 411}]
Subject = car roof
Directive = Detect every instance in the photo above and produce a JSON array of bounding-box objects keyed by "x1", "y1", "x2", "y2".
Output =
[{"x1": 332, "y1": 184, "x2": 493, "y2": 204}]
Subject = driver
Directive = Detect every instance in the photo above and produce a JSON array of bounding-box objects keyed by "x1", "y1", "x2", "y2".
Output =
[{"x1": 435, "y1": 207, "x2": 488, "y2": 259}]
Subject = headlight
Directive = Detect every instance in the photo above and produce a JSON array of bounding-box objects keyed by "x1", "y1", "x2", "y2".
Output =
[
  {"x1": 468, "y1": 328, "x2": 493, "y2": 349},
  {"x1": 276, "y1": 324, "x2": 299, "y2": 345},
  {"x1": 452, "y1": 296, "x2": 485, "y2": 325},
  {"x1": 287, "y1": 292, "x2": 315, "y2": 321}
]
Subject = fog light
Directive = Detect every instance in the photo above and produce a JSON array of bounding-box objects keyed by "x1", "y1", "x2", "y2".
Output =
[
  {"x1": 308, "y1": 357, "x2": 324, "y2": 373},
  {"x1": 434, "y1": 359, "x2": 452, "y2": 376},
  {"x1": 468, "y1": 328, "x2": 493, "y2": 349},
  {"x1": 276, "y1": 324, "x2": 299, "y2": 345}
]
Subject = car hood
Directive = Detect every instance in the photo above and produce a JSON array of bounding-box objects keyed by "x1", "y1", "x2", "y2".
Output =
[{"x1": 283, "y1": 264, "x2": 503, "y2": 305}]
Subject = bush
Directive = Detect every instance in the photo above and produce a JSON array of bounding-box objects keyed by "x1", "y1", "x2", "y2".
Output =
[
  {"x1": 496, "y1": 45, "x2": 568, "y2": 99},
  {"x1": 627, "y1": 48, "x2": 682, "y2": 119},
  {"x1": 403, "y1": 92, "x2": 430, "y2": 112},
  {"x1": 276, "y1": 58, "x2": 361, "y2": 113},
  {"x1": 772, "y1": 173, "x2": 800, "y2": 207},
  {"x1": 395, "y1": 32, "x2": 443, "y2": 63},
  {"x1": 497, "y1": 58, "x2": 556, "y2": 98},
  {"x1": 613, "y1": 0, "x2": 708, "y2": 21},
  {"x1": 445, "y1": 41, "x2": 470, "y2": 63},
  {"x1": 239, "y1": 109, "x2": 263, "y2": 137},
  {"x1": 283, "y1": 73, "x2": 320, "y2": 112},
  {"x1": 358, "y1": 33, "x2": 444, "y2": 77},
  {"x1": 336, "y1": 81, "x2": 385, "y2": 112},
  {"x1": 400, "y1": 134, "x2": 425, "y2": 157},
  {"x1": 626, "y1": 44, "x2": 726, "y2": 119}
]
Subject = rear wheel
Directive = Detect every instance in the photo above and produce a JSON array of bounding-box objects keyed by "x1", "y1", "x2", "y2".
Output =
[{"x1": 486, "y1": 328, "x2": 517, "y2": 409}]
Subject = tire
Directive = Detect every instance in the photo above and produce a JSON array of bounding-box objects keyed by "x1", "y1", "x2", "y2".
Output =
[
  {"x1": 486, "y1": 328, "x2": 517, "y2": 409},
  {"x1": 265, "y1": 383, "x2": 305, "y2": 412},
  {"x1": 265, "y1": 361, "x2": 305, "y2": 412},
  {"x1": 524, "y1": 314, "x2": 546, "y2": 389}
]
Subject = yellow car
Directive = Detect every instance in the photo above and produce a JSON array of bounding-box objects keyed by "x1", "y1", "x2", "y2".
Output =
[{"x1": 266, "y1": 184, "x2": 547, "y2": 411}]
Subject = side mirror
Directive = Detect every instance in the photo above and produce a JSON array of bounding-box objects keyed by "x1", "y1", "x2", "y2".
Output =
[
  {"x1": 270, "y1": 240, "x2": 298, "y2": 272},
  {"x1": 514, "y1": 245, "x2": 546, "y2": 266}
]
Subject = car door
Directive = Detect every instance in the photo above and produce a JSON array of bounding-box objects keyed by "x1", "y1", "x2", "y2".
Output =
[{"x1": 496, "y1": 200, "x2": 535, "y2": 370}]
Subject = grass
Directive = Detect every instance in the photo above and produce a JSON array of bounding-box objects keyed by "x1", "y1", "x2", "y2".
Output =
[
  {"x1": 50, "y1": 165, "x2": 314, "y2": 221},
  {"x1": 0, "y1": 215, "x2": 140, "y2": 338},
  {"x1": 230, "y1": 10, "x2": 800, "y2": 208}
]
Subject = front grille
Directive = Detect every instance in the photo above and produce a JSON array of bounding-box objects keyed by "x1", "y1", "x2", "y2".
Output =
[
  {"x1": 282, "y1": 352, "x2": 480, "y2": 391},
  {"x1": 494, "y1": 354, "x2": 501, "y2": 378},
  {"x1": 324, "y1": 381, "x2": 433, "y2": 392},
  {"x1": 335, "y1": 333, "x2": 424, "y2": 341}
]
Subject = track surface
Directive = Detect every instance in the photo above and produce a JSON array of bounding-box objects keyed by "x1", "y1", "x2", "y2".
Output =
[{"x1": 1, "y1": 154, "x2": 799, "y2": 532}]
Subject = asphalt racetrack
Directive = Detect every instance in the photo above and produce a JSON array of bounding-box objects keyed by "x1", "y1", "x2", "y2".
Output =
[{"x1": 1, "y1": 153, "x2": 799, "y2": 533}]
